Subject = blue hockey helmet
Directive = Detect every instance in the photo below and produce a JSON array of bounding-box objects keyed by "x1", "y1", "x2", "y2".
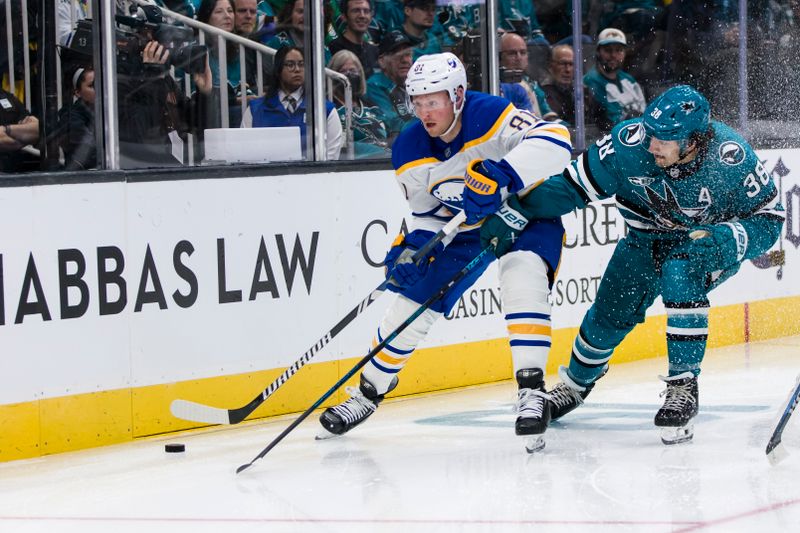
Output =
[{"x1": 642, "y1": 85, "x2": 710, "y2": 150}]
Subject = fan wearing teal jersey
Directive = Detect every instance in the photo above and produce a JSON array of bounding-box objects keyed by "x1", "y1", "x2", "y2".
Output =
[{"x1": 480, "y1": 85, "x2": 786, "y2": 445}]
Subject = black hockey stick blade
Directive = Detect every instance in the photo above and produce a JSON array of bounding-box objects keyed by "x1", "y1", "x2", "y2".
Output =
[
  {"x1": 766, "y1": 374, "x2": 800, "y2": 465},
  {"x1": 236, "y1": 240, "x2": 495, "y2": 474},
  {"x1": 171, "y1": 212, "x2": 467, "y2": 426}
]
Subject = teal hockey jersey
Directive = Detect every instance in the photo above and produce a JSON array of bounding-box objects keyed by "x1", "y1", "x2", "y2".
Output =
[{"x1": 521, "y1": 118, "x2": 785, "y2": 260}]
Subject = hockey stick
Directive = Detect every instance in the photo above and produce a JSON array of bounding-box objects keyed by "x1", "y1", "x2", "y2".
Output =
[
  {"x1": 170, "y1": 212, "x2": 467, "y2": 425},
  {"x1": 236, "y1": 240, "x2": 496, "y2": 473},
  {"x1": 766, "y1": 373, "x2": 800, "y2": 465}
]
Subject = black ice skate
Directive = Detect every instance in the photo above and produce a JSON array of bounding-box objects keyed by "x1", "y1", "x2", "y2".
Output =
[
  {"x1": 548, "y1": 365, "x2": 606, "y2": 421},
  {"x1": 317, "y1": 374, "x2": 398, "y2": 439},
  {"x1": 654, "y1": 372, "x2": 699, "y2": 445},
  {"x1": 515, "y1": 368, "x2": 550, "y2": 453}
]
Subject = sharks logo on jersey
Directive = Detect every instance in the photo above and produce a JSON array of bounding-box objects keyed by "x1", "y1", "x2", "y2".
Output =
[
  {"x1": 636, "y1": 182, "x2": 711, "y2": 229},
  {"x1": 719, "y1": 141, "x2": 745, "y2": 166},
  {"x1": 618, "y1": 122, "x2": 645, "y2": 147}
]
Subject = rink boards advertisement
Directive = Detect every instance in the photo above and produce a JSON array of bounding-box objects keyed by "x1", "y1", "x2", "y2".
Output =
[{"x1": 1, "y1": 148, "x2": 799, "y2": 460}]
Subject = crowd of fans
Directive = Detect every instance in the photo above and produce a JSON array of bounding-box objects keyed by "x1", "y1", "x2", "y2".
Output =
[{"x1": 2, "y1": 0, "x2": 799, "y2": 173}]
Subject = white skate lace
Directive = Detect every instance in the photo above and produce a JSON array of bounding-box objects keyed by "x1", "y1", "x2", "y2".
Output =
[
  {"x1": 517, "y1": 388, "x2": 549, "y2": 418},
  {"x1": 329, "y1": 386, "x2": 377, "y2": 424},
  {"x1": 659, "y1": 382, "x2": 696, "y2": 410},
  {"x1": 548, "y1": 382, "x2": 584, "y2": 410}
]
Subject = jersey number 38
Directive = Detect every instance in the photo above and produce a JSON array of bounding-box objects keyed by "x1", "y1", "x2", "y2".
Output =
[{"x1": 743, "y1": 161, "x2": 771, "y2": 198}]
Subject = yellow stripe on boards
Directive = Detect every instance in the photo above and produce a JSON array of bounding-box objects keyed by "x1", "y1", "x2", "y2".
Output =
[{"x1": 1, "y1": 297, "x2": 798, "y2": 462}]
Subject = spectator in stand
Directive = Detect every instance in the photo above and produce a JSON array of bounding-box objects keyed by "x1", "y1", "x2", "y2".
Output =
[
  {"x1": 400, "y1": 0, "x2": 443, "y2": 60},
  {"x1": 366, "y1": 30, "x2": 415, "y2": 140},
  {"x1": 242, "y1": 46, "x2": 342, "y2": 159},
  {"x1": 264, "y1": 0, "x2": 333, "y2": 62},
  {"x1": 583, "y1": 27, "x2": 646, "y2": 133},
  {"x1": 64, "y1": 67, "x2": 97, "y2": 170},
  {"x1": 499, "y1": 32, "x2": 557, "y2": 120},
  {"x1": 373, "y1": 0, "x2": 404, "y2": 39},
  {"x1": 249, "y1": 0, "x2": 278, "y2": 43},
  {"x1": 197, "y1": 0, "x2": 260, "y2": 126},
  {"x1": 541, "y1": 43, "x2": 603, "y2": 140},
  {"x1": 436, "y1": 1, "x2": 481, "y2": 43},
  {"x1": 0, "y1": 88, "x2": 39, "y2": 173},
  {"x1": 233, "y1": 0, "x2": 260, "y2": 37},
  {"x1": 328, "y1": 50, "x2": 390, "y2": 159},
  {"x1": 498, "y1": 0, "x2": 548, "y2": 45},
  {"x1": 542, "y1": 44, "x2": 575, "y2": 123},
  {"x1": 265, "y1": 0, "x2": 306, "y2": 49},
  {"x1": 56, "y1": 0, "x2": 90, "y2": 47},
  {"x1": 329, "y1": 0, "x2": 380, "y2": 76}
]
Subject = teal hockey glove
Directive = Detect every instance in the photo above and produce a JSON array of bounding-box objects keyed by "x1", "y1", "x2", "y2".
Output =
[
  {"x1": 463, "y1": 159, "x2": 516, "y2": 225},
  {"x1": 480, "y1": 195, "x2": 530, "y2": 257},
  {"x1": 687, "y1": 223, "x2": 748, "y2": 272},
  {"x1": 384, "y1": 230, "x2": 443, "y2": 288}
]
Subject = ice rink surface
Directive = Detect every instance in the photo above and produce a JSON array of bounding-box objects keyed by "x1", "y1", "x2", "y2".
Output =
[{"x1": 1, "y1": 336, "x2": 799, "y2": 533}]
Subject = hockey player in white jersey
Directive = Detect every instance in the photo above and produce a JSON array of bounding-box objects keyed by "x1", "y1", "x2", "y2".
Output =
[{"x1": 318, "y1": 52, "x2": 572, "y2": 452}]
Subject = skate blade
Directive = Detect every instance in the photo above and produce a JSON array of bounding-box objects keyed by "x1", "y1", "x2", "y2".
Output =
[
  {"x1": 660, "y1": 423, "x2": 694, "y2": 445},
  {"x1": 315, "y1": 428, "x2": 341, "y2": 441},
  {"x1": 524, "y1": 435, "x2": 546, "y2": 454}
]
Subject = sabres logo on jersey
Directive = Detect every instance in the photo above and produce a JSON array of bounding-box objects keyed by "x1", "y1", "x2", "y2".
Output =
[
  {"x1": 618, "y1": 122, "x2": 645, "y2": 147},
  {"x1": 719, "y1": 141, "x2": 745, "y2": 166},
  {"x1": 430, "y1": 177, "x2": 465, "y2": 211}
]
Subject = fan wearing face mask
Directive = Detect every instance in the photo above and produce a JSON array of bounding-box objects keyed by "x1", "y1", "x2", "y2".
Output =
[{"x1": 328, "y1": 50, "x2": 391, "y2": 159}]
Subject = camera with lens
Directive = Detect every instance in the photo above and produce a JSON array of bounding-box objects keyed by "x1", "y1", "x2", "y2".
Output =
[
  {"x1": 67, "y1": 5, "x2": 207, "y2": 75},
  {"x1": 459, "y1": 31, "x2": 483, "y2": 90},
  {"x1": 499, "y1": 67, "x2": 524, "y2": 84},
  {"x1": 116, "y1": 5, "x2": 208, "y2": 75}
]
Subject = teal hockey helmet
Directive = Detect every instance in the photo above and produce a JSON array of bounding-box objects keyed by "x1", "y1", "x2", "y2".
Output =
[{"x1": 642, "y1": 85, "x2": 710, "y2": 150}]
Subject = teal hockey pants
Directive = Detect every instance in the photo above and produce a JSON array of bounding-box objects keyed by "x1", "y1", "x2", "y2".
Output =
[{"x1": 567, "y1": 229, "x2": 740, "y2": 385}]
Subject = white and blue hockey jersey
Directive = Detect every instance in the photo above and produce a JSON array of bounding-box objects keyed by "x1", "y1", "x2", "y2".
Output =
[{"x1": 390, "y1": 90, "x2": 572, "y2": 239}]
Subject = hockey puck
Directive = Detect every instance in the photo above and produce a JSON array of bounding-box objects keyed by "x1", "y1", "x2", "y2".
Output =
[
  {"x1": 165, "y1": 443, "x2": 186, "y2": 453},
  {"x1": 689, "y1": 229, "x2": 710, "y2": 240}
]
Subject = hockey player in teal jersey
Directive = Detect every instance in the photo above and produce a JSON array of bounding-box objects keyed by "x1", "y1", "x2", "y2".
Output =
[
  {"x1": 480, "y1": 85, "x2": 785, "y2": 444},
  {"x1": 318, "y1": 52, "x2": 572, "y2": 452}
]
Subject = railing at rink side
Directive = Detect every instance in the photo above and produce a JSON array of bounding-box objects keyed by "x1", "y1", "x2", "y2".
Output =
[{"x1": 131, "y1": 0, "x2": 354, "y2": 161}]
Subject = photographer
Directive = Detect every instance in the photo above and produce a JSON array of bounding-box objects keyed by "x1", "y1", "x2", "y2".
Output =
[{"x1": 117, "y1": 39, "x2": 213, "y2": 167}]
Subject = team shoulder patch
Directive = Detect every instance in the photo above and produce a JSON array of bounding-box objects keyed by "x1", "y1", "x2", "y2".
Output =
[
  {"x1": 628, "y1": 176, "x2": 655, "y2": 187},
  {"x1": 719, "y1": 141, "x2": 745, "y2": 166},
  {"x1": 617, "y1": 122, "x2": 645, "y2": 147}
]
